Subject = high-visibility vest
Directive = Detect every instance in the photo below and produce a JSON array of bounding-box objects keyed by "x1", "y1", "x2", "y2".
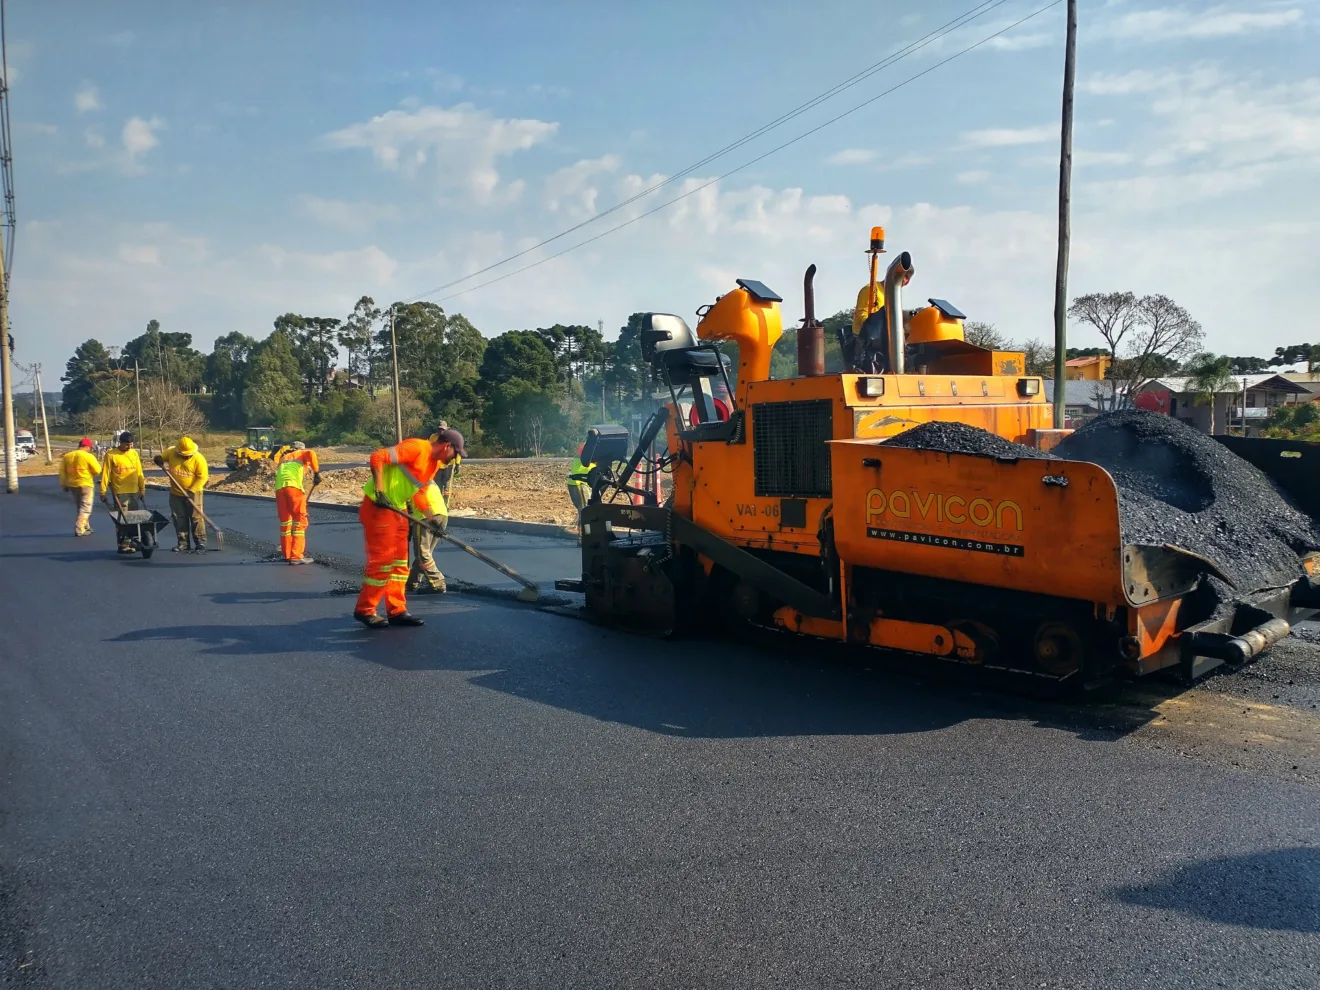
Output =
[
  {"x1": 362, "y1": 442, "x2": 451, "y2": 512},
  {"x1": 274, "y1": 450, "x2": 318, "y2": 491},
  {"x1": 568, "y1": 456, "x2": 594, "y2": 487}
]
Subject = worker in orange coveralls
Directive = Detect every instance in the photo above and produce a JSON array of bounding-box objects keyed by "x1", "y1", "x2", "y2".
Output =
[
  {"x1": 273, "y1": 441, "x2": 321, "y2": 564},
  {"x1": 353, "y1": 427, "x2": 460, "y2": 629}
]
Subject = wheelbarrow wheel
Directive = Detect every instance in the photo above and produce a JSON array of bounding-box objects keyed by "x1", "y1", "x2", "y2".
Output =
[{"x1": 140, "y1": 547, "x2": 155, "y2": 560}]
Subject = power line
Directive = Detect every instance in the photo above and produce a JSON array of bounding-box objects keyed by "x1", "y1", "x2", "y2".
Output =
[
  {"x1": 431, "y1": 0, "x2": 1064, "y2": 307},
  {"x1": 405, "y1": 0, "x2": 1026, "y2": 304}
]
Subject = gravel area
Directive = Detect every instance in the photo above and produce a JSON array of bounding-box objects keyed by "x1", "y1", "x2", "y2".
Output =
[
  {"x1": 1052, "y1": 411, "x2": 1320, "y2": 594},
  {"x1": 884, "y1": 421, "x2": 1048, "y2": 459}
]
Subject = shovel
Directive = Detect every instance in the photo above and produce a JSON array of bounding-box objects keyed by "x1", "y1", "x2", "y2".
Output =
[
  {"x1": 157, "y1": 461, "x2": 225, "y2": 549},
  {"x1": 376, "y1": 501, "x2": 540, "y2": 602}
]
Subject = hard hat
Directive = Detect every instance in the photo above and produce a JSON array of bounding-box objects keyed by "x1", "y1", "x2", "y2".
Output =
[
  {"x1": 79, "y1": 437, "x2": 94, "y2": 448},
  {"x1": 177, "y1": 437, "x2": 197, "y2": 455},
  {"x1": 292, "y1": 440, "x2": 306, "y2": 450}
]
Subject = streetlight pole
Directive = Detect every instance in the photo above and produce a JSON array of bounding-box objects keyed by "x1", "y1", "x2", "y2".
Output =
[
  {"x1": 1052, "y1": 0, "x2": 1077, "y2": 430},
  {"x1": 389, "y1": 305, "x2": 403, "y2": 443}
]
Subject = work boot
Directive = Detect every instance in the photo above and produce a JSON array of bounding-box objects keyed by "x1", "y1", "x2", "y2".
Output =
[
  {"x1": 387, "y1": 612, "x2": 425, "y2": 627},
  {"x1": 354, "y1": 612, "x2": 388, "y2": 629},
  {"x1": 288, "y1": 557, "x2": 313, "y2": 566},
  {"x1": 192, "y1": 545, "x2": 208, "y2": 554},
  {"x1": 173, "y1": 545, "x2": 187, "y2": 552}
]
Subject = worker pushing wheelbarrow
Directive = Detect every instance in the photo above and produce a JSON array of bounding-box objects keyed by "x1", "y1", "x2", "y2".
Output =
[{"x1": 98, "y1": 430, "x2": 173, "y2": 559}]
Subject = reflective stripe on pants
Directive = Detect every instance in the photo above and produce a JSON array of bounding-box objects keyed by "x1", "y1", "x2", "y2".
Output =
[
  {"x1": 276, "y1": 486, "x2": 309, "y2": 560},
  {"x1": 355, "y1": 498, "x2": 411, "y2": 617}
]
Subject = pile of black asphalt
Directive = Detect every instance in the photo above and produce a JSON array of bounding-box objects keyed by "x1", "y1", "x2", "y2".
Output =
[{"x1": 885, "y1": 413, "x2": 1320, "y2": 595}]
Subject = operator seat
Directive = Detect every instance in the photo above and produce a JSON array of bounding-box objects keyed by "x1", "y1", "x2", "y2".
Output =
[{"x1": 640, "y1": 313, "x2": 727, "y2": 424}]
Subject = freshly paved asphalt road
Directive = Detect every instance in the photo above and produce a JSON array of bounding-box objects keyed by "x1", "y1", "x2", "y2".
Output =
[{"x1": 3, "y1": 483, "x2": 1319, "y2": 989}]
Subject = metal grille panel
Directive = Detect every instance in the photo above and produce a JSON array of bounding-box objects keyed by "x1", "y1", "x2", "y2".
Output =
[{"x1": 752, "y1": 399, "x2": 833, "y2": 498}]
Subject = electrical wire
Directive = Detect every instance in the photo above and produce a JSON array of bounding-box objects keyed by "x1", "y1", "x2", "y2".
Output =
[
  {"x1": 404, "y1": 0, "x2": 1028, "y2": 304},
  {"x1": 431, "y1": 0, "x2": 1064, "y2": 306}
]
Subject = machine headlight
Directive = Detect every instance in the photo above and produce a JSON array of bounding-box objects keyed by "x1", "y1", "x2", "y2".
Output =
[
  {"x1": 859, "y1": 377, "x2": 885, "y2": 398},
  {"x1": 1018, "y1": 378, "x2": 1041, "y2": 396}
]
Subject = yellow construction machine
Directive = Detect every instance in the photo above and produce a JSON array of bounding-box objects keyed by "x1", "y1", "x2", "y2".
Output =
[
  {"x1": 566, "y1": 227, "x2": 1319, "y2": 686},
  {"x1": 225, "y1": 427, "x2": 278, "y2": 470}
]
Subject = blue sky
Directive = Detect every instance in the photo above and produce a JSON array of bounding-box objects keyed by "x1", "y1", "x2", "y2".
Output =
[{"x1": 8, "y1": 0, "x2": 1320, "y2": 380}]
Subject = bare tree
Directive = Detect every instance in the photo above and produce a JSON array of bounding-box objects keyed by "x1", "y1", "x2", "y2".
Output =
[
  {"x1": 963, "y1": 321, "x2": 1008, "y2": 350},
  {"x1": 522, "y1": 413, "x2": 546, "y2": 457},
  {"x1": 1018, "y1": 337, "x2": 1055, "y2": 377},
  {"x1": 1112, "y1": 294, "x2": 1204, "y2": 410},
  {"x1": 1068, "y1": 291, "x2": 1139, "y2": 359},
  {"x1": 139, "y1": 380, "x2": 205, "y2": 450}
]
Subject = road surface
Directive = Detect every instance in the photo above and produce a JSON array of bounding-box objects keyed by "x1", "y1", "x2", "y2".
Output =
[{"x1": 2, "y1": 483, "x2": 1319, "y2": 989}]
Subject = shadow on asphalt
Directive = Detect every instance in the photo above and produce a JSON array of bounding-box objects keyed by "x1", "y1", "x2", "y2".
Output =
[
  {"x1": 1111, "y1": 848, "x2": 1320, "y2": 932},
  {"x1": 103, "y1": 594, "x2": 1171, "y2": 742}
]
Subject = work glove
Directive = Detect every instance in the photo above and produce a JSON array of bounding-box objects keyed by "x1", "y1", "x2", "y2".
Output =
[
  {"x1": 425, "y1": 516, "x2": 447, "y2": 537},
  {"x1": 313, "y1": 472, "x2": 322, "y2": 486},
  {"x1": 373, "y1": 491, "x2": 391, "y2": 510},
  {"x1": 152, "y1": 454, "x2": 165, "y2": 467}
]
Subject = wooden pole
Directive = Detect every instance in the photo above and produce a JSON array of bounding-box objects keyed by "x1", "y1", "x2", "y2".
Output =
[
  {"x1": 1052, "y1": 0, "x2": 1077, "y2": 430},
  {"x1": 135, "y1": 359, "x2": 143, "y2": 442},
  {"x1": 0, "y1": 235, "x2": 15, "y2": 492},
  {"x1": 35, "y1": 364, "x2": 52, "y2": 462},
  {"x1": 389, "y1": 306, "x2": 403, "y2": 443}
]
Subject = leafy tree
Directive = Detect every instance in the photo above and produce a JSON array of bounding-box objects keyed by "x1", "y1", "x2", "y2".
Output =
[
  {"x1": 772, "y1": 310, "x2": 848, "y2": 379},
  {"x1": 204, "y1": 332, "x2": 258, "y2": 428},
  {"x1": 338, "y1": 296, "x2": 380, "y2": 384},
  {"x1": 243, "y1": 331, "x2": 303, "y2": 421},
  {"x1": 1263, "y1": 402, "x2": 1320, "y2": 439},
  {"x1": 61, "y1": 339, "x2": 112, "y2": 413},
  {"x1": 123, "y1": 321, "x2": 205, "y2": 391},
  {"x1": 1226, "y1": 355, "x2": 1271, "y2": 374},
  {"x1": 1269, "y1": 343, "x2": 1318, "y2": 373},
  {"x1": 480, "y1": 331, "x2": 560, "y2": 393},
  {"x1": 963, "y1": 321, "x2": 1008, "y2": 350},
  {"x1": 376, "y1": 302, "x2": 448, "y2": 397},
  {"x1": 275, "y1": 313, "x2": 340, "y2": 400},
  {"x1": 603, "y1": 314, "x2": 650, "y2": 410},
  {"x1": 482, "y1": 379, "x2": 572, "y2": 455}
]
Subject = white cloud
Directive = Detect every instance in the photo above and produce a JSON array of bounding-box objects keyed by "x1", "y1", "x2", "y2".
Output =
[
  {"x1": 116, "y1": 243, "x2": 161, "y2": 266},
  {"x1": 962, "y1": 125, "x2": 1056, "y2": 147},
  {"x1": 122, "y1": 116, "x2": 164, "y2": 163},
  {"x1": 1101, "y1": 6, "x2": 1304, "y2": 42},
  {"x1": 543, "y1": 154, "x2": 620, "y2": 215},
  {"x1": 298, "y1": 195, "x2": 401, "y2": 233},
  {"x1": 956, "y1": 170, "x2": 991, "y2": 184},
  {"x1": 323, "y1": 102, "x2": 558, "y2": 204},
  {"x1": 84, "y1": 127, "x2": 106, "y2": 149},
  {"x1": 985, "y1": 32, "x2": 1053, "y2": 51},
  {"x1": 75, "y1": 84, "x2": 101, "y2": 114},
  {"x1": 827, "y1": 148, "x2": 876, "y2": 166}
]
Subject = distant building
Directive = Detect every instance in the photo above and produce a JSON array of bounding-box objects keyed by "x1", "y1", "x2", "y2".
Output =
[
  {"x1": 1064, "y1": 355, "x2": 1111, "y2": 381},
  {"x1": 1281, "y1": 371, "x2": 1320, "y2": 404},
  {"x1": 1044, "y1": 380, "x2": 1122, "y2": 428},
  {"x1": 1137, "y1": 374, "x2": 1309, "y2": 435}
]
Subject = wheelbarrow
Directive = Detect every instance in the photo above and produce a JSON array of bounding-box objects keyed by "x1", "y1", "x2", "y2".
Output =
[{"x1": 106, "y1": 495, "x2": 172, "y2": 559}]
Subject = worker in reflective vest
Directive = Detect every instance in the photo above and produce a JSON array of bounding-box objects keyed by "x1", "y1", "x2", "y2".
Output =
[
  {"x1": 273, "y1": 441, "x2": 321, "y2": 564},
  {"x1": 567, "y1": 443, "x2": 594, "y2": 514},
  {"x1": 354, "y1": 427, "x2": 460, "y2": 629},
  {"x1": 409, "y1": 428, "x2": 462, "y2": 594}
]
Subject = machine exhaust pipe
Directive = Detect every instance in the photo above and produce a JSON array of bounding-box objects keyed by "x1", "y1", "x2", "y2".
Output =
[
  {"x1": 798, "y1": 263, "x2": 825, "y2": 377},
  {"x1": 884, "y1": 251, "x2": 914, "y2": 374}
]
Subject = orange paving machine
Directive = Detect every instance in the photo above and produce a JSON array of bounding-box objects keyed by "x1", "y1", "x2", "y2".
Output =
[{"x1": 566, "y1": 228, "x2": 1319, "y2": 686}]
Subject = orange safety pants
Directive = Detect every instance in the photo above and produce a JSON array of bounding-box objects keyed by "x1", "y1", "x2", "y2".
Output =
[
  {"x1": 354, "y1": 497, "x2": 411, "y2": 617},
  {"x1": 276, "y1": 486, "x2": 309, "y2": 560}
]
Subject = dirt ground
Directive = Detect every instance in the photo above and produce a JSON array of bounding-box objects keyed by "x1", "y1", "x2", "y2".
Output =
[{"x1": 209, "y1": 456, "x2": 579, "y2": 526}]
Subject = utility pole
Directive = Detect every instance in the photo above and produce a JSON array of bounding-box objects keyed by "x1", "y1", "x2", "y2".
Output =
[
  {"x1": 598, "y1": 319, "x2": 607, "y2": 422},
  {"x1": 1, "y1": 238, "x2": 15, "y2": 493},
  {"x1": 389, "y1": 305, "x2": 403, "y2": 443},
  {"x1": 34, "y1": 363, "x2": 51, "y2": 462},
  {"x1": 1052, "y1": 0, "x2": 1077, "y2": 430}
]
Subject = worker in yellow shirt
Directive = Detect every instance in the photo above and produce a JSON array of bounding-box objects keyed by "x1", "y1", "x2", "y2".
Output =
[
  {"x1": 408, "y1": 425, "x2": 461, "y2": 594},
  {"x1": 59, "y1": 437, "x2": 103, "y2": 536},
  {"x1": 154, "y1": 437, "x2": 210, "y2": 553},
  {"x1": 100, "y1": 431, "x2": 148, "y2": 552}
]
